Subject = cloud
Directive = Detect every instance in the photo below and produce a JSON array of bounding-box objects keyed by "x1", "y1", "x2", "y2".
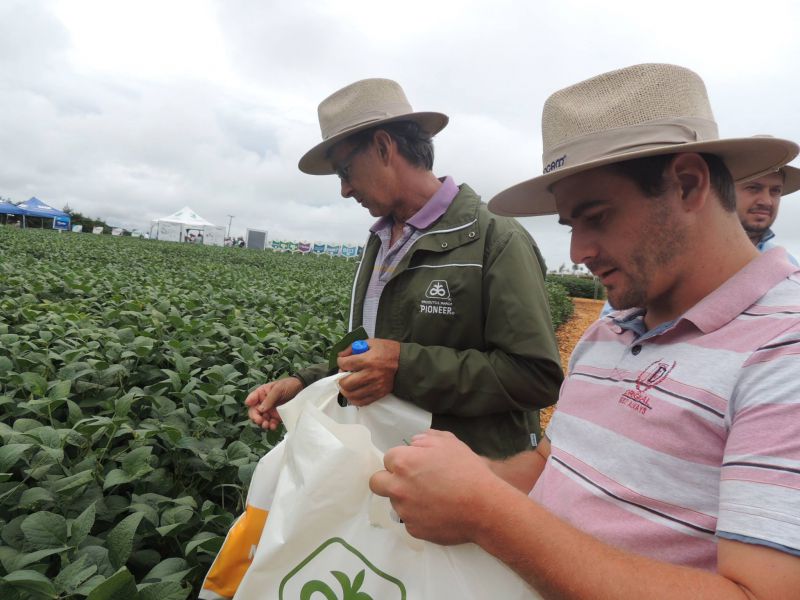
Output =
[{"x1": 1, "y1": 0, "x2": 799, "y2": 266}]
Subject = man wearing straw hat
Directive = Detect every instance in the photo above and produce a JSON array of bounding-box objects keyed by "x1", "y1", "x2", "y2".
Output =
[
  {"x1": 371, "y1": 64, "x2": 800, "y2": 597},
  {"x1": 246, "y1": 78, "x2": 563, "y2": 458},
  {"x1": 736, "y1": 165, "x2": 799, "y2": 264}
]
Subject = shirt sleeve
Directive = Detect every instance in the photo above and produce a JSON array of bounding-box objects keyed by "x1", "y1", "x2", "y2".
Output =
[{"x1": 718, "y1": 326, "x2": 800, "y2": 554}]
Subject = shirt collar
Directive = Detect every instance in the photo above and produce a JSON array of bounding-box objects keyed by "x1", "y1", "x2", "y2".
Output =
[
  {"x1": 684, "y1": 247, "x2": 800, "y2": 333},
  {"x1": 609, "y1": 248, "x2": 800, "y2": 338},
  {"x1": 369, "y1": 176, "x2": 458, "y2": 233},
  {"x1": 756, "y1": 227, "x2": 776, "y2": 250}
]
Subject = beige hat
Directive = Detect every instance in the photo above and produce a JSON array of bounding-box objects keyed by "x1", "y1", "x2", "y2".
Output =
[
  {"x1": 739, "y1": 163, "x2": 800, "y2": 196},
  {"x1": 489, "y1": 64, "x2": 799, "y2": 216},
  {"x1": 781, "y1": 165, "x2": 800, "y2": 196},
  {"x1": 298, "y1": 78, "x2": 448, "y2": 175}
]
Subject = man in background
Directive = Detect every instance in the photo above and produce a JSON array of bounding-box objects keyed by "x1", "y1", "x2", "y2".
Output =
[{"x1": 736, "y1": 164, "x2": 799, "y2": 264}]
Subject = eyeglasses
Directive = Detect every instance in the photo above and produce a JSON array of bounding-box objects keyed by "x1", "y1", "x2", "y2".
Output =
[{"x1": 334, "y1": 144, "x2": 365, "y2": 184}]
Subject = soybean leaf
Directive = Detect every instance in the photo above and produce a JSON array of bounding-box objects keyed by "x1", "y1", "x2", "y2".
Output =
[
  {"x1": 184, "y1": 531, "x2": 223, "y2": 556},
  {"x1": 85, "y1": 568, "x2": 138, "y2": 600},
  {"x1": 18, "y1": 486, "x2": 55, "y2": 509},
  {"x1": 0, "y1": 569, "x2": 56, "y2": 597},
  {"x1": 47, "y1": 380, "x2": 71, "y2": 401},
  {"x1": 51, "y1": 469, "x2": 95, "y2": 494},
  {"x1": 0, "y1": 444, "x2": 33, "y2": 472},
  {"x1": 142, "y1": 557, "x2": 191, "y2": 583},
  {"x1": 54, "y1": 554, "x2": 98, "y2": 595},
  {"x1": 21, "y1": 511, "x2": 68, "y2": 549},
  {"x1": 121, "y1": 446, "x2": 154, "y2": 478},
  {"x1": 103, "y1": 469, "x2": 133, "y2": 490},
  {"x1": 4, "y1": 545, "x2": 69, "y2": 571},
  {"x1": 138, "y1": 581, "x2": 190, "y2": 600},
  {"x1": 106, "y1": 512, "x2": 146, "y2": 569},
  {"x1": 70, "y1": 502, "x2": 97, "y2": 547}
]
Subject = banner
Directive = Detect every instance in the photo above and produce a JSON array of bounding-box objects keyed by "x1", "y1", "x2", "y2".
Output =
[{"x1": 53, "y1": 216, "x2": 70, "y2": 231}]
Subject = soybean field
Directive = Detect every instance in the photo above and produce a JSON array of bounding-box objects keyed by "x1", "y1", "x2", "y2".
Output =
[{"x1": 0, "y1": 227, "x2": 572, "y2": 597}]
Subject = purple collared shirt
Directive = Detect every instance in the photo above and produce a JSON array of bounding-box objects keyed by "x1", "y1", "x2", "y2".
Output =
[{"x1": 361, "y1": 176, "x2": 458, "y2": 337}]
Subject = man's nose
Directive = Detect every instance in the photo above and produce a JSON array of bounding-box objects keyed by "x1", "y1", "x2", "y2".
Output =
[{"x1": 570, "y1": 230, "x2": 599, "y2": 266}]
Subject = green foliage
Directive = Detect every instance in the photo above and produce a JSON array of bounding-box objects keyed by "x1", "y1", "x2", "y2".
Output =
[
  {"x1": 0, "y1": 227, "x2": 354, "y2": 597},
  {"x1": 545, "y1": 281, "x2": 574, "y2": 329},
  {"x1": 0, "y1": 226, "x2": 573, "y2": 595},
  {"x1": 546, "y1": 274, "x2": 606, "y2": 300}
]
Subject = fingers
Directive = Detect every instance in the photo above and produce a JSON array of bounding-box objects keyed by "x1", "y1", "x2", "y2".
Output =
[
  {"x1": 244, "y1": 383, "x2": 269, "y2": 407},
  {"x1": 336, "y1": 353, "x2": 363, "y2": 372},
  {"x1": 337, "y1": 371, "x2": 384, "y2": 406},
  {"x1": 246, "y1": 378, "x2": 302, "y2": 428},
  {"x1": 369, "y1": 469, "x2": 392, "y2": 497}
]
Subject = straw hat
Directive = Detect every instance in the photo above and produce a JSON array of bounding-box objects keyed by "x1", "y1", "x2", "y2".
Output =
[
  {"x1": 489, "y1": 64, "x2": 799, "y2": 216},
  {"x1": 298, "y1": 78, "x2": 448, "y2": 175}
]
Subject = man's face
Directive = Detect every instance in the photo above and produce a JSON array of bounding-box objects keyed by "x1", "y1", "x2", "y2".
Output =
[
  {"x1": 329, "y1": 138, "x2": 395, "y2": 218},
  {"x1": 553, "y1": 166, "x2": 687, "y2": 310},
  {"x1": 735, "y1": 171, "x2": 784, "y2": 238}
]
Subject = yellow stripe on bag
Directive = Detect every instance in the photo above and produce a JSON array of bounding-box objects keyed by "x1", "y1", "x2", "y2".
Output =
[{"x1": 202, "y1": 505, "x2": 269, "y2": 596}]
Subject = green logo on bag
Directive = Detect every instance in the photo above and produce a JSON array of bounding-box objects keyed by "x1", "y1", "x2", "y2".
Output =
[{"x1": 279, "y1": 537, "x2": 406, "y2": 599}]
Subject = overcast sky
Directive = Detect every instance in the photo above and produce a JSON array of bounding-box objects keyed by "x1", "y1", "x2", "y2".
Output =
[{"x1": 2, "y1": 0, "x2": 799, "y2": 269}]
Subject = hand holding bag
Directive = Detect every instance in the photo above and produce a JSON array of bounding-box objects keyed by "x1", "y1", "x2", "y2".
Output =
[{"x1": 228, "y1": 374, "x2": 542, "y2": 599}]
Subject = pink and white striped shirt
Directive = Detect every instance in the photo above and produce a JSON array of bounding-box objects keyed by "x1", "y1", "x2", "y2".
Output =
[{"x1": 532, "y1": 248, "x2": 800, "y2": 569}]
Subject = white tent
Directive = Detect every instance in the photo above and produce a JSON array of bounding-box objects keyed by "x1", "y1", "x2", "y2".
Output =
[{"x1": 149, "y1": 206, "x2": 225, "y2": 245}]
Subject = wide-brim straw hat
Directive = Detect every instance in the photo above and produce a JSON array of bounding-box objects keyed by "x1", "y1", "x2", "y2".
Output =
[
  {"x1": 489, "y1": 64, "x2": 799, "y2": 217},
  {"x1": 299, "y1": 78, "x2": 448, "y2": 175}
]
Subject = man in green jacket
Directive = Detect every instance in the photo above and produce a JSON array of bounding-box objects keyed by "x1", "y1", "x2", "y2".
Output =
[{"x1": 246, "y1": 78, "x2": 562, "y2": 458}]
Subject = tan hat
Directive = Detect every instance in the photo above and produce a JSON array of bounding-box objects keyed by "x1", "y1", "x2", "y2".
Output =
[
  {"x1": 489, "y1": 64, "x2": 799, "y2": 216},
  {"x1": 739, "y1": 163, "x2": 800, "y2": 196},
  {"x1": 781, "y1": 165, "x2": 800, "y2": 196},
  {"x1": 298, "y1": 78, "x2": 448, "y2": 175}
]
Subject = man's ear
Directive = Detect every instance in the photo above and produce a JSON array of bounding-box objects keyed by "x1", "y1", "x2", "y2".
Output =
[
  {"x1": 670, "y1": 153, "x2": 711, "y2": 212},
  {"x1": 372, "y1": 130, "x2": 394, "y2": 165}
]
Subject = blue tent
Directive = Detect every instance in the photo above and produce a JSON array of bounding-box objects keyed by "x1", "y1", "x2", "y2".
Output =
[
  {"x1": 16, "y1": 197, "x2": 70, "y2": 219},
  {"x1": 15, "y1": 197, "x2": 71, "y2": 229},
  {"x1": 0, "y1": 199, "x2": 25, "y2": 215}
]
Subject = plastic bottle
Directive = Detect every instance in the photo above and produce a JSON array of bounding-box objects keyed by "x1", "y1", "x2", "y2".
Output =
[
  {"x1": 338, "y1": 340, "x2": 369, "y2": 406},
  {"x1": 351, "y1": 340, "x2": 369, "y2": 355}
]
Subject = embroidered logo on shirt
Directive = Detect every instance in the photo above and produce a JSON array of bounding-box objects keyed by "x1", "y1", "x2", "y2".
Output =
[
  {"x1": 420, "y1": 280, "x2": 455, "y2": 315},
  {"x1": 618, "y1": 359, "x2": 676, "y2": 416},
  {"x1": 425, "y1": 280, "x2": 450, "y2": 299}
]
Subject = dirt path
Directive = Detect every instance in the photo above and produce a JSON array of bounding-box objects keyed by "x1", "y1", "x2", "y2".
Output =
[{"x1": 540, "y1": 298, "x2": 605, "y2": 431}]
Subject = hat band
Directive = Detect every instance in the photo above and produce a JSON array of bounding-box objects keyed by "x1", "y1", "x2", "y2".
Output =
[
  {"x1": 321, "y1": 103, "x2": 414, "y2": 140},
  {"x1": 541, "y1": 116, "x2": 720, "y2": 175}
]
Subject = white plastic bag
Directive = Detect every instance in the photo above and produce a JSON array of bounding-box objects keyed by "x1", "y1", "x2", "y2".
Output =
[
  {"x1": 200, "y1": 374, "x2": 432, "y2": 598},
  {"x1": 223, "y1": 373, "x2": 541, "y2": 599}
]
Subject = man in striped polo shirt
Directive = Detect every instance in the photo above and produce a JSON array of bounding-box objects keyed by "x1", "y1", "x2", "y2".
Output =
[{"x1": 371, "y1": 64, "x2": 800, "y2": 599}]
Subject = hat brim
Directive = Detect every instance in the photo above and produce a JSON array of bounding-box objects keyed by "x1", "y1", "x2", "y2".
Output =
[
  {"x1": 781, "y1": 165, "x2": 800, "y2": 196},
  {"x1": 489, "y1": 137, "x2": 799, "y2": 217},
  {"x1": 298, "y1": 112, "x2": 449, "y2": 175}
]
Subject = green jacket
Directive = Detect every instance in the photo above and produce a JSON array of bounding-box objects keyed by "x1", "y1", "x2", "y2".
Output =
[{"x1": 297, "y1": 184, "x2": 563, "y2": 458}]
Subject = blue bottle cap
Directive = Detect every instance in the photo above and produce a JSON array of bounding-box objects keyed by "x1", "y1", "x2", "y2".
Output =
[{"x1": 351, "y1": 340, "x2": 369, "y2": 355}]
